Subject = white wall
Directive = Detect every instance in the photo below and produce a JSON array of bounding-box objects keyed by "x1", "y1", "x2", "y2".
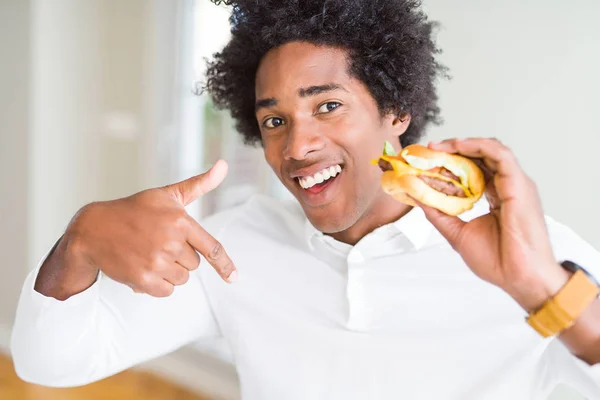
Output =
[
  {"x1": 0, "y1": 0, "x2": 154, "y2": 356},
  {"x1": 0, "y1": 0, "x2": 31, "y2": 332},
  {"x1": 30, "y1": 0, "x2": 104, "y2": 265},
  {"x1": 29, "y1": 0, "x2": 159, "y2": 266},
  {"x1": 423, "y1": 0, "x2": 600, "y2": 249}
]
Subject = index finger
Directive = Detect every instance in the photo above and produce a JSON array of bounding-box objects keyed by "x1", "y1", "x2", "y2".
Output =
[
  {"x1": 185, "y1": 216, "x2": 237, "y2": 283},
  {"x1": 428, "y1": 138, "x2": 521, "y2": 178}
]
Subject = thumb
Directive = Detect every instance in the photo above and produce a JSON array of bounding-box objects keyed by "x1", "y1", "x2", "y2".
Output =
[
  {"x1": 166, "y1": 159, "x2": 228, "y2": 206},
  {"x1": 413, "y1": 199, "x2": 466, "y2": 250}
]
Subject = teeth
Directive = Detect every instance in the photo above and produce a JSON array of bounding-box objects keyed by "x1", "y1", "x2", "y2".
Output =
[{"x1": 298, "y1": 164, "x2": 342, "y2": 189}]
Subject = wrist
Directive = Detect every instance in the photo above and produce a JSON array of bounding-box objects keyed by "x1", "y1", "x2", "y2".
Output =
[
  {"x1": 35, "y1": 232, "x2": 99, "y2": 300},
  {"x1": 60, "y1": 231, "x2": 100, "y2": 280},
  {"x1": 504, "y1": 261, "x2": 572, "y2": 313}
]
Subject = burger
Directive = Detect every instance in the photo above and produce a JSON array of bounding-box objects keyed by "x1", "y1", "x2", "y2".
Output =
[{"x1": 373, "y1": 141, "x2": 486, "y2": 216}]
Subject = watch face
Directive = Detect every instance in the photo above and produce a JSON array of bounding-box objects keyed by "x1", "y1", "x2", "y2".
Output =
[{"x1": 562, "y1": 260, "x2": 600, "y2": 288}]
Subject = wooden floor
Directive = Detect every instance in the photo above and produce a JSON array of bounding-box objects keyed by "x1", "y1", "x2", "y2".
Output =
[{"x1": 0, "y1": 353, "x2": 212, "y2": 400}]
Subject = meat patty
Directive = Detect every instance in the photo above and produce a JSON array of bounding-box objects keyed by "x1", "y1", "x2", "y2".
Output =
[
  {"x1": 427, "y1": 166, "x2": 461, "y2": 182},
  {"x1": 378, "y1": 160, "x2": 466, "y2": 197},
  {"x1": 419, "y1": 175, "x2": 466, "y2": 197}
]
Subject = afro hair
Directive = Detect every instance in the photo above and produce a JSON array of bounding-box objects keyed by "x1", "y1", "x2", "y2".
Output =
[{"x1": 203, "y1": 0, "x2": 447, "y2": 147}]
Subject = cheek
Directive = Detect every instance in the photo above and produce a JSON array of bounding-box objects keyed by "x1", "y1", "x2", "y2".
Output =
[
  {"x1": 338, "y1": 117, "x2": 382, "y2": 162},
  {"x1": 263, "y1": 141, "x2": 283, "y2": 175},
  {"x1": 338, "y1": 119, "x2": 385, "y2": 188}
]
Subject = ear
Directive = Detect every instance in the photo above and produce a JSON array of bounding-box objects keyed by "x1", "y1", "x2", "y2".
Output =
[
  {"x1": 384, "y1": 112, "x2": 411, "y2": 138},
  {"x1": 393, "y1": 112, "x2": 411, "y2": 135}
]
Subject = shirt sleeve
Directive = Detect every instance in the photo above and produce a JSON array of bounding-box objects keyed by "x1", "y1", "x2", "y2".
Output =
[
  {"x1": 10, "y1": 211, "x2": 232, "y2": 388},
  {"x1": 544, "y1": 216, "x2": 600, "y2": 396}
]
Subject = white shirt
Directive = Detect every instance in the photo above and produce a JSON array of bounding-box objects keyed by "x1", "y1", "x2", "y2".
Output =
[{"x1": 10, "y1": 194, "x2": 600, "y2": 400}]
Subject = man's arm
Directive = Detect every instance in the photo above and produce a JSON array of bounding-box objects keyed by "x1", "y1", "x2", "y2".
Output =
[
  {"x1": 511, "y1": 218, "x2": 600, "y2": 366},
  {"x1": 11, "y1": 236, "x2": 221, "y2": 387},
  {"x1": 11, "y1": 161, "x2": 237, "y2": 387},
  {"x1": 504, "y1": 259, "x2": 600, "y2": 365},
  {"x1": 560, "y1": 299, "x2": 600, "y2": 365}
]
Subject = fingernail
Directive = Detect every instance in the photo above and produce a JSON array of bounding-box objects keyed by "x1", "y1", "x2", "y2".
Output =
[{"x1": 227, "y1": 270, "x2": 238, "y2": 283}]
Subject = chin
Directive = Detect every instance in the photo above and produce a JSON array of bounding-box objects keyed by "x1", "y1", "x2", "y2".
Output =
[
  {"x1": 307, "y1": 216, "x2": 352, "y2": 234},
  {"x1": 301, "y1": 202, "x2": 360, "y2": 234}
]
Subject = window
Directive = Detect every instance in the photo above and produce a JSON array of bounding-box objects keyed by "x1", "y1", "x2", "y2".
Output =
[{"x1": 185, "y1": 0, "x2": 290, "y2": 222}]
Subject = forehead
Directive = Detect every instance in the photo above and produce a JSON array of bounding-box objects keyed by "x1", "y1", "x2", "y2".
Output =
[{"x1": 255, "y1": 42, "x2": 351, "y2": 98}]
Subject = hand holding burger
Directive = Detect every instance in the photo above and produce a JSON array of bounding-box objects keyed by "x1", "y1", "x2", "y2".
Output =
[{"x1": 374, "y1": 137, "x2": 571, "y2": 317}]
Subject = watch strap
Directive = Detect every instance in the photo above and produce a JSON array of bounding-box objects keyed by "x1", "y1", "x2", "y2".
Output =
[{"x1": 526, "y1": 269, "x2": 599, "y2": 337}]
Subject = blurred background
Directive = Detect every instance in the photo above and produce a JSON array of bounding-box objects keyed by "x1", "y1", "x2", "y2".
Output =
[{"x1": 0, "y1": 0, "x2": 598, "y2": 399}]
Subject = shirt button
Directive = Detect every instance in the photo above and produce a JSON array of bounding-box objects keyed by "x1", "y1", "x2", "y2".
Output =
[{"x1": 348, "y1": 250, "x2": 364, "y2": 263}]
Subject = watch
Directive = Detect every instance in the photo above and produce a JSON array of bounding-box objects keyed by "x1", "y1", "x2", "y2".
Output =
[{"x1": 526, "y1": 260, "x2": 600, "y2": 338}]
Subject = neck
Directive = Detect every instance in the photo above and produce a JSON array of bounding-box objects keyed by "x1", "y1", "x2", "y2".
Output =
[{"x1": 329, "y1": 195, "x2": 413, "y2": 245}]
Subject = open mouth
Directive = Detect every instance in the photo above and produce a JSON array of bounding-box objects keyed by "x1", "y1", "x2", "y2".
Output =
[{"x1": 296, "y1": 164, "x2": 342, "y2": 195}]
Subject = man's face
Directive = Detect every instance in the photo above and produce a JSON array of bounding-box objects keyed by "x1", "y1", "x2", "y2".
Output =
[{"x1": 255, "y1": 41, "x2": 409, "y2": 235}]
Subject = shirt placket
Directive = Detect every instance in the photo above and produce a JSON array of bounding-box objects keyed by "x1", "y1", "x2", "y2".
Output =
[{"x1": 346, "y1": 246, "x2": 369, "y2": 331}]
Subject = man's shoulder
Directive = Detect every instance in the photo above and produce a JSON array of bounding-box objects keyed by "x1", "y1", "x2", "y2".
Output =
[
  {"x1": 543, "y1": 215, "x2": 600, "y2": 274},
  {"x1": 198, "y1": 194, "x2": 307, "y2": 240},
  {"x1": 455, "y1": 198, "x2": 599, "y2": 261},
  {"x1": 464, "y1": 199, "x2": 600, "y2": 277}
]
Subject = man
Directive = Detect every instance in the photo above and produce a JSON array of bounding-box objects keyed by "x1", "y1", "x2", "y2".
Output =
[{"x1": 11, "y1": 1, "x2": 600, "y2": 399}]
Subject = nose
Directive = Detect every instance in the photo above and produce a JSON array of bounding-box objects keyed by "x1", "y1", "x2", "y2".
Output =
[{"x1": 282, "y1": 119, "x2": 326, "y2": 160}]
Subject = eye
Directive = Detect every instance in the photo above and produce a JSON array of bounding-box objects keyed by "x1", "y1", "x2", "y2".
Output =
[
  {"x1": 263, "y1": 117, "x2": 285, "y2": 129},
  {"x1": 317, "y1": 101, "x2": 341, "y2": 114}
]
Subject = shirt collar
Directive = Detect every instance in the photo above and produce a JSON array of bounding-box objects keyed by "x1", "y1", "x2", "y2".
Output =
[{"x1": 304, "y1": 206, "x2": 434, "y2": 252}]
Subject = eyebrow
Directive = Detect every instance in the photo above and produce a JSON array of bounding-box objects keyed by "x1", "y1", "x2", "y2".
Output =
[
  {"x1": 298, "y1": 83, "x2": 347, "y2": 97},
  {"x1": 255, "y1": 97, "x2": 277, "y2": 112},
  {"x1": 255, "y1": 83, "x2": 348, "y2": 113}
]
